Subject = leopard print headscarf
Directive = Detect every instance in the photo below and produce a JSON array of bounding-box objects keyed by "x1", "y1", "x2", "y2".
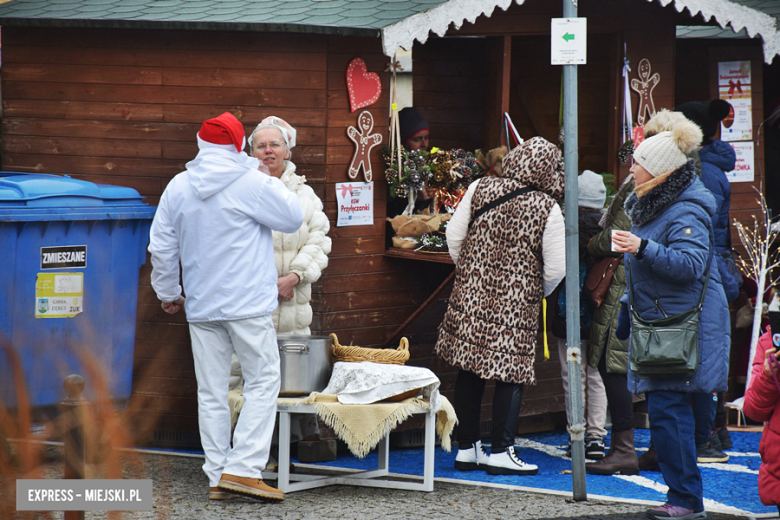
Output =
[{"x1": 500, "y1": 137, "x2": 565, "y2": 200}]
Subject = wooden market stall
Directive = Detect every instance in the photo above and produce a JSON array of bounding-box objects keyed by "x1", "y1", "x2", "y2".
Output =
[
  {"x1": 385, "y1": 0, "x2": 774, "y2": 431},
  {"x1": 0, "y1": 0, "x2": 777, "y2": 446}
]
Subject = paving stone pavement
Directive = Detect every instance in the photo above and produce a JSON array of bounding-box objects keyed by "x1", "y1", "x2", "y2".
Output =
[{"x1": 9, "y1": 448, "x2": 747, "y2": 520}]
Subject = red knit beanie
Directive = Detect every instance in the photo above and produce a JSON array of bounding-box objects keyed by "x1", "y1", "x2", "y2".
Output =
[{"x1": 198, "y1": 112, "x2": 245, "y2": 153}]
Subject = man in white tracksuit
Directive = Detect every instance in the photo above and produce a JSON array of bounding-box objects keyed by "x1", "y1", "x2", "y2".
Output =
[{"x1": 149, "y1": 112, "x2": 303, "y2": 502}]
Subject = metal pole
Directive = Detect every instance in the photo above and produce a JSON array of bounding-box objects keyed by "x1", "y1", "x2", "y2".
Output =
[{"x1": 562, "y1": 0, "x2": 587, "y2": 502}]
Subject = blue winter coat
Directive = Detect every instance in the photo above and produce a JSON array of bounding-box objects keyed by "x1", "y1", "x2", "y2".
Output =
[
  {"x1": 700, "y1": 139, "x2": 740, "y2": 302},
  {"x1": 622, "y1": 160, "x2": 730, "y2": 395}
]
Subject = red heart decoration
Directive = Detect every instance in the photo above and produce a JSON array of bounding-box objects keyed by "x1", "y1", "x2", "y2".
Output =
[{"x1": 346, "y1": 57, "x2": 381, "y2": 112}]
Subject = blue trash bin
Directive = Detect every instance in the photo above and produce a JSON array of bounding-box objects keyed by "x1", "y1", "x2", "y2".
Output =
[{"x1": 0, "y1": 172, "x2": 156, "y2": 409}]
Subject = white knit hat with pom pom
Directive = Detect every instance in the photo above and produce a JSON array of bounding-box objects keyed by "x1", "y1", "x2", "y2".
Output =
[{"x1": 633, "y1": 120, "x2": 702, "y2": 177}]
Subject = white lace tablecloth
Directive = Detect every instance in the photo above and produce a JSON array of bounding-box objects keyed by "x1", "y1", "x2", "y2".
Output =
[{"x1": 322, "y1": 361, "x2": 441, "y2": 410}]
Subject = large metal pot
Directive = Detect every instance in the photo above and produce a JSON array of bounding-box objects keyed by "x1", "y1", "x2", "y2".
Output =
[{"x1": 277, "y1": 334, "x2": 333, "y2": 396}]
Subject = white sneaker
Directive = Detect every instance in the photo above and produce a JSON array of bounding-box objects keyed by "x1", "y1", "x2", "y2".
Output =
[
  {"x1": 454, "y1": 440, "x2": 490, "y2": 471},
  {"x1": 486, "y1": 446, "x2": 538, "y2": 476}
]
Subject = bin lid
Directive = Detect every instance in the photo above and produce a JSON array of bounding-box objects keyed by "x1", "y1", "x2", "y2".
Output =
[{"x1": 0, "y1": 172, "x2": 156, "y2": 221}]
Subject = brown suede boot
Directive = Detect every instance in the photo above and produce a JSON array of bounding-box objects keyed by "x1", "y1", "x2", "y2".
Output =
[
  {"x1": 638, "y1": 441, "x2": 660, "y2": 471},
  {"x1": 585, "y1": 428, "x2": 639, "y2": 475}
]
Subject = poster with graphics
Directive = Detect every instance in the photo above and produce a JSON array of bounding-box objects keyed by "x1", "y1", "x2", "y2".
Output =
[
  {"x1": 336, "y1": 182, "x2": 374, "y2": 227},
  {"x1": 726, "y1": 142, "x2": 754, "y2": 183},
  {"x1": 718, "y1": 61, "x2": 752, "y2": 142}
]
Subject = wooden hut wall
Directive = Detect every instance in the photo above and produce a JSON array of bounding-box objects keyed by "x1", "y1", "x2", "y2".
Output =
[
  {"x1": 453, "y1": 0, "x2": 678, "y2": 183},
  {"x1": 1, "y1": 26, "x2": 449, "y2": 443},
  {"x1": 411, "y1": 37, "x2": 487, "y2": 152},
  {"x1": 320, "y1": 36, "x2": 452, "y2": 350},
  {"x1": 504, "y1": 33, "x2": 618, "y2": 174},
  {"x1": 675, "y1": 40, "x2": 766, "y2": 254}
]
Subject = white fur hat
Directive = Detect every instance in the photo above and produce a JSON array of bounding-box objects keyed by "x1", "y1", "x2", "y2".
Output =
[{"x1": 633, "y1": 120, "x2": 702, "y2": 177}]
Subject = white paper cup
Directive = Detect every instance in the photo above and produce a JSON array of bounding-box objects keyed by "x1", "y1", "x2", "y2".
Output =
[{"x1": 611, "y1": 230, "x2": 619, "y2": 252}]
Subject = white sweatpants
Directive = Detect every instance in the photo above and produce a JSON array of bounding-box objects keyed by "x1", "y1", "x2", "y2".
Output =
[
  {"x1": 557, "y1": 338, "x2": 608, "y2": 439},
  {"x1": 189, "y1": 315, "x2": 280, "y2": 486}
]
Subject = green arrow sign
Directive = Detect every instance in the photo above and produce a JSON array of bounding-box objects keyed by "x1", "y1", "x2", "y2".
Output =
[{"x1": 563, "y1": 32, "x2": 575, "y2": 42}]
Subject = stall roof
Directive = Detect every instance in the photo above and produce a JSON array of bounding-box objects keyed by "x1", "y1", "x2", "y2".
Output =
[
  {"x1": 0, "y1": 0, "x2": 448, "y2": 38},
  {"x1": 677, "y1": 0, "x2": 780, "y2": 57},
  {"x1": 0, "y1": 0, "x2": 776, "y2": 61},
  {"x1": 379, "y1": 0, "x2": 780, "y2": 62}
]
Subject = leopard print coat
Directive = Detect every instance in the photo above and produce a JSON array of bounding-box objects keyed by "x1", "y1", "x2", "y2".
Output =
[{"x1": 435, "y1": 137, "x2": 564, "y2": 384}]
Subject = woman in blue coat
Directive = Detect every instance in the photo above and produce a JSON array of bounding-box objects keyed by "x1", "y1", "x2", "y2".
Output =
[
  {"x1": 612, "y1": 120, "x2": 730, "y2": 520},
  {"x1": 677, "y1": 99, "x2": 738, "y2": 458}
]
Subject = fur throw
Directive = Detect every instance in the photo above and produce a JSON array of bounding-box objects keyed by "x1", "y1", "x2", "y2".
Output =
[{"x1": 624, "y1": 159, "x2": 696, "y2": 227}]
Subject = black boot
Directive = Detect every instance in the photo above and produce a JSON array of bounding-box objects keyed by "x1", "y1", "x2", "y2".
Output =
[
  {"x1": 638, "y1": 441, "x2": 659, "y2": 471},
  {"x1": 716, "y1": 427, "x2": 733, "y2": 450},
  {"x1": 586, "y1": 429, "x2": 639, "y2": 475}
]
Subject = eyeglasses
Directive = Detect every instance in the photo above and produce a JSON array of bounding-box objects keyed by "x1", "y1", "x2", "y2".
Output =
[{"x1": 255, "y1": 140, "x2": 284, "y2": 151}]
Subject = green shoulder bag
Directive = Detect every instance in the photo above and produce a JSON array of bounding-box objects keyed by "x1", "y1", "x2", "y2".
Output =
[{"x1": 627, "y1": 240, "x2": 713, "y2": 379}]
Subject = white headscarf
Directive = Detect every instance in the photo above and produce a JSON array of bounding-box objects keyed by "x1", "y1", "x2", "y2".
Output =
[{"x1": 248, "y1": 116, "x2": 297, "y2": 151}]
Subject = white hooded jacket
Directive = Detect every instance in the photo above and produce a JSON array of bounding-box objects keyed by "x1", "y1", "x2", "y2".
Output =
[
  {"x1": 271, "y1": 161, "x2": 332, "y2": 334},
  {"x1": 149, "y1": 138, "x2": 304, "y2": 322}
]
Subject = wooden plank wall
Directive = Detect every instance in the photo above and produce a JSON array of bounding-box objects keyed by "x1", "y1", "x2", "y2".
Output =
[
  {"x1": 1, "y1": 26, "x2": 334, "y2": 442},
  {"x1": 711, "y1": 44, "x2": 765, "y2": 249},
  {"x1": 675, "y1": 40, "x2": 766, "y2": 260},
  {"x1": 505, "y1": 33, "x2": 617, "y2": 174},
  {"x1": 320, "y1": 35, "x2": 452, "y2": 349},
  {"x1": 453, "y1": 0, "x2": 678, "y2": 183},
  {"x1": 2, "y1": 26, "x2": 453, "y2": 443},
  {"x1": 0, "y1": 0, "x2": 695, "y2": 442},
  {"x1": 411, "y1": 37, "x2": 486, "y2": 152}
]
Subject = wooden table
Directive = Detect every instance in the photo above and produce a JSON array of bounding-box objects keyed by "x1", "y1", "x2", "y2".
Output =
[{"x1": 265, "y1": 400, "x2": 437, "y2": 493}]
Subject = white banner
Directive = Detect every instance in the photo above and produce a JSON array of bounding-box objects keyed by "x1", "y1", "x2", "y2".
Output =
[
  {"x1": 718, "y1": 61, "x2": 753, "y2": 142},
  {"x1": 336, "y1": 182, "x2": 374, "y2": 227},
  {"x1": 726, "y1": 142, "x2": 754, "y2": 183}
]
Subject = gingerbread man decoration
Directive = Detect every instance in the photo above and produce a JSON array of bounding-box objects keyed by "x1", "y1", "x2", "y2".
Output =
[
  {"x1": 630, "y1": 58, "x2": 661, "y2": 126},
  {"x1": 347, "y1": 110, "x2": 383, "y2": 182}
]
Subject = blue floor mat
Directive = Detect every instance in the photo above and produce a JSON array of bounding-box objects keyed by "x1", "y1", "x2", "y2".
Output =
[{"x1": 301, "y1": 429, "x2": 773, "y2": 516}]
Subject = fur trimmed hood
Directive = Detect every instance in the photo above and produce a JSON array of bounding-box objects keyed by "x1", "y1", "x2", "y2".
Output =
[{"x1": 624, "y1": 159, "x2": 715, "y2": 227}]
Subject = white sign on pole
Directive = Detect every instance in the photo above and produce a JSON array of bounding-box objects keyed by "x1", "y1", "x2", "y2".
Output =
[
  {"x1": 336, "y1": 181, "x2": 374, "y2": 227},
  {"x1": 551, "y1": 18, "x2": 587, "y2": 65}
]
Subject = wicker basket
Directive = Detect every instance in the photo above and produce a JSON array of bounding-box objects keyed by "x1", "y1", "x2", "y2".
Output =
[{"x1": 329, "y1": 333, "x2": 410, "y2": 365}]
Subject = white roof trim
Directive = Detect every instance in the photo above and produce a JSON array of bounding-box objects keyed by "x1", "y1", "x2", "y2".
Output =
[
  {"x1": 381, "y1": 0, "x2": 779, "y2": 63},
  {"x1": 654, "y1": 0, "x2": 779, "y2": 64},
  {"x1": 381, "y1": 0, "x2": 526, "y2": 57}
]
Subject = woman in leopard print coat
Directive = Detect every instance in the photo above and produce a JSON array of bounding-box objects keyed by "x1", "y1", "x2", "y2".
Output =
[{"x1": 436, "y1": 137, "x2": 566, "y2": 475}]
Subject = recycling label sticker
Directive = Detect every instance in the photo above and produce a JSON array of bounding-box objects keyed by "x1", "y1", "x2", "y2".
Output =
[{"x1": 35, "y1": 273, "x2": 83, "y2": 318}]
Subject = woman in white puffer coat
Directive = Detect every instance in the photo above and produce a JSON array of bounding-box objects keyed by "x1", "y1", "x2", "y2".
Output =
[{"x1": 229, "y1": 116, "x2": 331, "y2": 389}]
